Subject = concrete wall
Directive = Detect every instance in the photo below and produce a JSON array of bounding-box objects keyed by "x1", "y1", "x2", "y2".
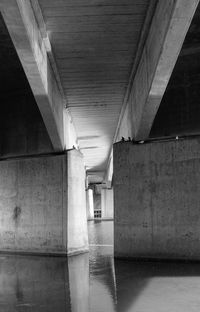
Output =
[
  {"x1": 101, "y1": 188, "x2": 114, "y2": 220},
  {"x1": 0, "y1": 150, "x2": 88, "y2": 255},
  {"x1": 114, "y1": 138, "x2": 200, "y2": 260},
  {"x1": 0, "y1": 154, "x2": 65, "y2": 254}
]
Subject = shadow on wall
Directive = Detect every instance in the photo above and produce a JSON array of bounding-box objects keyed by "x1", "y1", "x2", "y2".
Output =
[
  {"x1": 0, "y1": 92, "x2": 54, "y2": 158},
  {"x1": 114, "y1": 260, "x2": 200, "y2": 312}
]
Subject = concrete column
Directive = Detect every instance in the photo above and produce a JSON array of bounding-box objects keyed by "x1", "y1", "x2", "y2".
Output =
[
  {"x1": 93, "y1": 193, "x2": 101, "y2": 218},
  {"x1": 86, "y1": 189, "x2": 94, "y2": 220},
  {"x1": 114, "y1": 139, "x2": 200, "y2": 261},
  {"x1": 0, "y1": 149, "x2": 88, "y2": 256},
  {"x1": 67, "y1": 149, "x2": 89, "y2": 255},
  {"x1": 101, "y1": 188, "x2": 114, "y2": 220}
]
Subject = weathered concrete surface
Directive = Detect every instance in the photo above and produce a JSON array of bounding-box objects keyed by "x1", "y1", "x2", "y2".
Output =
[
  {"x1": 67, "y1": 149, "x2": 89, "y2": 255},
  {"x1": 0, "y1": 150, "x2": 88, "y2": 255},
  {"x1": 86, "y1": 189, "x2": 94, "y2": 220},
  {"x1": 64, "y1": 110, "x2": 78, "y2": 150},
  {"x1": 101, "y1": 188, "x2": 114, "y2": 220},
  {"x1": 115, "y1": 101, "x2": 133, "y2": 142},
  {"x1": 114, "y1": 138, "x2": 200, "y2": 260},
  {"x1": 0, "y1": 154, "x2": 66, "y2": 254}
]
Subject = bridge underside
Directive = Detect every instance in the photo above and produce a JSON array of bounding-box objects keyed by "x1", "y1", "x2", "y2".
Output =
[{"x1": 0, "y1": 0, "x2": 200, "y2": 259}]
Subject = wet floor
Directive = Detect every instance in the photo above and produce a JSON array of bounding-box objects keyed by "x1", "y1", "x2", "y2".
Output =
[{"x1": 1, "y1": 220, "x2": 200, "y2": 311}]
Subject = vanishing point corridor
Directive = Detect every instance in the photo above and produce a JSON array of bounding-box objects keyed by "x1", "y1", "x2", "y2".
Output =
[{"x1": 1, "y1": 0, "x2": 200, "y2": 310}]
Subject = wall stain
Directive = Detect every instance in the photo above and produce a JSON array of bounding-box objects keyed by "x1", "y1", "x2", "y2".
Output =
[{"x1": 13, "y1": 206, "x2": 21, "y2": 226}]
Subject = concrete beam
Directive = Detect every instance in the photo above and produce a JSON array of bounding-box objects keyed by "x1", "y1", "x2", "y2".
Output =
[
  {"x1": 130, "y1": 0, "x2": 199, "y2": 140},
  {"x1": 104, "y1": 151, "x2": 113, "y2": 185},
  {"x1": 87, "y1": 171, "x2": 105, "y2": 184},
  {"x1": 0, "y1": 0, "x2": 65, "y2": 150}
]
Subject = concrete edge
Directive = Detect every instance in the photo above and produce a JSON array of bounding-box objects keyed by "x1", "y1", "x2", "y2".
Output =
[
  {"x1": 101, "y1": 218, "x2": 114, "y2": 221},
  {"x1": 67, "y1": 247, "x2": 89, "y2": 257},
  {"x1": 0, "y1": 249, "x2": 69, "y2": 257},
  {"x1": 0, "y1": 248, "x2": 89, "y2": 258},
  {"x1": 88, "y1": 219, "x2": 113, "y2": 221},
  {"x1": 114, "y1": 254, "x2": 200, "y2": 263}
]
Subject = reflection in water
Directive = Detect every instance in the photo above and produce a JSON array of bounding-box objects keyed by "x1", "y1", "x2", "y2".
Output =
[
  {"x1": 0, "y1": 254, "x2": 71, "y2": 311},
  {"x1": 68, "y1": 253, "x2": 89, "y2": 312},
  {"x1": 1, "y1": 221, "x2": 200, "y2": 311},
  {"x1": 88, "y1": 220, "x2": 116, "y2": 312}
]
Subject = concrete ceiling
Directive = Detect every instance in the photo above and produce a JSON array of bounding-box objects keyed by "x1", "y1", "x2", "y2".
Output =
[
  {"x1": 38, "y1": 0, "x2": 152, "y2": 173},
  {"x1": 1, "y1": 0, "x2": 199, "y2": 182}
]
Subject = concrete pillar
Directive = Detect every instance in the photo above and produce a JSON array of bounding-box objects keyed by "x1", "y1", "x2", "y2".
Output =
[
  {"x1": 101, "y1": 188, "x2": 114, "y2": 220},
  {"x1": 0, "y1": 149, "x2": 88, "y2": 256},
  {"x1": 93, "y1": 193, "x2": 101, "y2": 219},
  {"x1": 67, "y1": 149, "x2": 88, "y2": 255},
  {"x1": 86, "y1": 189, "x2": 94, "y2": 220},
  {"x1": 114, "y1": 139, "x2": 200, "y2": 261}
]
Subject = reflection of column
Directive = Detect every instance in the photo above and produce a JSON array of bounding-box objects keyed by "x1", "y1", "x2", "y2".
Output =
[
  {"x1": 114, "y1": 259, "x2": 150, "y2": 312},
  {"x1": 101, "y1": 188, "x2": 114, "y2": 220},
  {"x1": 89, "y1": 253, "x2": 117, "y2": 311},
  {"x1": 86, "y1": 189, "x2": 94, "y2": 220},
  {"x1": 68, "y1": 253, "x2": 89, "y2": 312},
  {"x1": 0, "y1": 253, "x2": 90, "y2": 311},
  {"x1": 0, "y1": 255, "x2": 71, "y2": 311}
]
